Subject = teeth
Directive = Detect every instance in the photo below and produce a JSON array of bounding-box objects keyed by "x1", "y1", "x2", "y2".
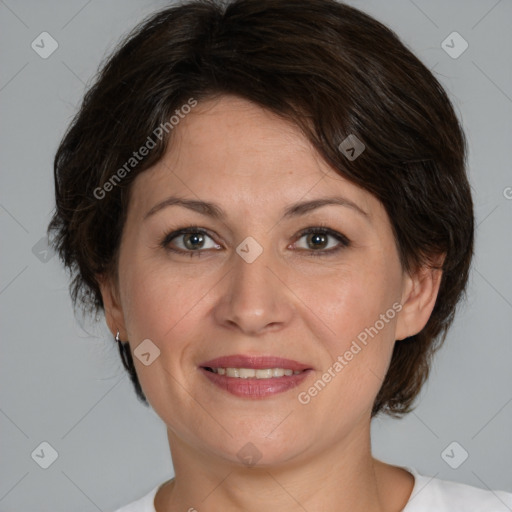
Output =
[
  {"x1": 226, "y1": 368, "x2": 240, "y2": 378},
  {"x1": 212, "y1": 367, "x2": 303, "y2": 378}
]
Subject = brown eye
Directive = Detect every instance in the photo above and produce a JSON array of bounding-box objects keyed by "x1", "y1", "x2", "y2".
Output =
[
  {"x1": 161, "y1": 227, "x2": 221, "y2": 256},
  {"x1": 294, "y1": 227, "x2": 350, "y2": 256},
  {"x1": 181, "y1": 232, "x2": 206, "y2": 250},
  {"x1": 305, "y1": 232, "x2": 329, "y2": 250}
]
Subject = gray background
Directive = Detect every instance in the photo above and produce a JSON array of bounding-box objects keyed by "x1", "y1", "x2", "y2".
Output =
[{"x1": 1, "y1": 0, "x2": 511, "y2": 510}]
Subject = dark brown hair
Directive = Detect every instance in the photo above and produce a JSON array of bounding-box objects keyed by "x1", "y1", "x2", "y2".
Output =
[{"x1": 47, "y1": 0, "x2": 474, "y2": 417}]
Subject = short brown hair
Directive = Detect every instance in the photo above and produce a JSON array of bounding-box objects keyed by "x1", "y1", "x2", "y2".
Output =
[{"x1": 48, "y1": 0, "x2": 474, "y2": 417}]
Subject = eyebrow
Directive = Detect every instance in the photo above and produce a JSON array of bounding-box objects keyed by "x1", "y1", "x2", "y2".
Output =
[{"x1": 143, "y1": 195, "x2": 370, "y2": 222}]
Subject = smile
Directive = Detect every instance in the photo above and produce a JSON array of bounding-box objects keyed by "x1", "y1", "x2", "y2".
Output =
[{"x1": 204, "y1": 367, "x2": 304, "y2": 378}]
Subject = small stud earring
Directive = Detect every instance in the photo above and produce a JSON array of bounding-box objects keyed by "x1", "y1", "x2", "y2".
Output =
[{"x1": 115, "y1": 330, "x2": 131, "y2": 371}]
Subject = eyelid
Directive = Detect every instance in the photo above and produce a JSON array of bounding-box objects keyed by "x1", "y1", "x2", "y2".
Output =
[
  {"x1": 160, "y1": 226, "x2": 220, "y2": 252},
  {"x1": 294, "y1": 224, "x2": 350, "y2": 245}
]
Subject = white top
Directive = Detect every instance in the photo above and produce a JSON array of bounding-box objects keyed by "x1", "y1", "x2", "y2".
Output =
[{"x1": 111, "y1": 466, "x2": 512, "y2": 511}]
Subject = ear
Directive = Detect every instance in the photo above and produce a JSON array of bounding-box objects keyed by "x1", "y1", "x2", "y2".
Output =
[
  {"x1": 96, "y1": 273, "x2": 127, "y2": 340},
  {"x1": 395, "y1": 254, "x2": 445, "y2": 341}
]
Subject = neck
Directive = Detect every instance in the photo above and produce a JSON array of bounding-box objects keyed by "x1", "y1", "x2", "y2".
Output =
[{"x1": 155, "y1": 423, "x2": 413, "y2": 512}]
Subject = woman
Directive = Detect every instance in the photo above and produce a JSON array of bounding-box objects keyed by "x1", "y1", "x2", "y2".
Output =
[{"x1": 47, "y1": 0, "x2": 512, "y2": 510}]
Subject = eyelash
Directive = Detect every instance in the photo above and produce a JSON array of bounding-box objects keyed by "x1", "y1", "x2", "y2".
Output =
[{"x1": 159, "y1": 223, "x2": 350, "y2": 258}]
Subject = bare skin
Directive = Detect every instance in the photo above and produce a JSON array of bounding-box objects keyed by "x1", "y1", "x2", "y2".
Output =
[
  {"x1": 153, "y1": 455, "x2": 416, "y2": 512},
  {"x1": 99, "y1": 95, "x2": 442, "y2": 511}
]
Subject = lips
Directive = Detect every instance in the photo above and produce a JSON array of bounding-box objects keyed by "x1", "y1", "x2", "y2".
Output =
[
  {"x1": 198, "y1": 354, "x2": 313, "y2": 399},
  {"x1": 199, "y1": 354, "x2": 312, "y2": 372}
]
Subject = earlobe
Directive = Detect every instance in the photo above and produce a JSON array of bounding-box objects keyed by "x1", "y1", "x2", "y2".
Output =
[
  {"x1": 395, "y1": 255, "x2": 445, "y2": 341},
  {"x1": 96, "y1": 273, "x2": 127, "y2": 339}
]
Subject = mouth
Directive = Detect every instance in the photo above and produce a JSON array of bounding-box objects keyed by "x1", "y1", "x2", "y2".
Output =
[
  {"x1": 202, "y1": 367, "x2": 304, "y2": 378},
  {"x1": 199, "y1": 354, "x2": 313, "y2": 398}
]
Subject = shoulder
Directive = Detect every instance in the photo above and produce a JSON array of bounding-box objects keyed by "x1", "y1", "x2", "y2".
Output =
[
  {"x1": 110, "y1": 484, "x2": 160, "y2": 512},
  {"x1": 403, "y1": 467, "x2": 512, "y2": 512}
]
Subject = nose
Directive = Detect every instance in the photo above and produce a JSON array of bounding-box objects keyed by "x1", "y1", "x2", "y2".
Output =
[{"x1": 213, "y1": 242, "x2": 294, "y2": 336}]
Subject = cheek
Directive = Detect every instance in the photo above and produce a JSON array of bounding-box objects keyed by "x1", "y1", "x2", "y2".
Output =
[
  {"x1": 119, "y1": 253, "x2": 191, "y2": 342},
  {"x1": 300, "y1": 258, "x2": 399, "y2": 344},
  {"x1": 299, "y1": 256, "x2": 401, "y2": 398},
  {"x1": 119, "y1": 253, "x2": 224, "y2": 372}
]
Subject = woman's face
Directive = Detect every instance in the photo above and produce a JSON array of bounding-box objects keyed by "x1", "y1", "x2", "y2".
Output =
[{"x1": 102, "y1": 95, "x2": 429, "y2": 466}]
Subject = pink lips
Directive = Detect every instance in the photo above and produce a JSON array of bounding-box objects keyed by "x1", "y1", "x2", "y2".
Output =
[{"x1": 199, "y1": 354, "x2": 313, "y2": 399}]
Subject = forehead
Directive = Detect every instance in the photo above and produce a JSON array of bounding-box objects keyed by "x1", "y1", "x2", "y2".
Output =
[{"x1": 128, "y1": 95, "x2": 380, "y2": 222}]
